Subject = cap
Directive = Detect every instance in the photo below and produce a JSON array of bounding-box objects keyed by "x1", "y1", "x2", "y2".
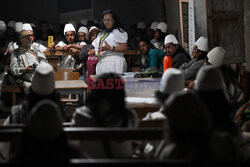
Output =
[
  {"x1": 0, "y1": 20, "x2": 6, "y2": 35},
  {"x1": 15, "y1": 22, "x2": 23, "y2": 33},
  {"x1": 87, "y1": 26, "x2": 100, "y2": 40},
  {"x1": 7, "y1": 20, "x2": 16, "y2": 28},
  {"x1": 195, "y1": 36, "x2": 208, "y2": 52},
  {"x1": 64, "y1": 23, "x2": 76, "y2": 35},
  {"x1": 22, "y1": 23, "x2": 33, "y2": 31},
  {"x1": 207, "y1": 47, "x2": 225, "y2": 67},
  {"x1": 160, "y1": 68, "x2": 184, "y2": 94},
  {"x1": 194, "y1": 65, "x2": 224, "y2": 91},
  {"x1": 157, "y1": 22, "x2": 168, "y2": 33},
  {"x1": 78, "y1": 26, "x2": 88, "y2": 34},
  {"x1": 80, "y1": 18, "x2": 88, "y2": 26},
  {"x1": 164, "y1": 34, "x2": 178, "y2": 45},
  {"x1": 150, "y1": 21, "x2": 159, "y2": 31},
  {"x1": 31, "y1": 63, "x2": 55, "y2": 95}
]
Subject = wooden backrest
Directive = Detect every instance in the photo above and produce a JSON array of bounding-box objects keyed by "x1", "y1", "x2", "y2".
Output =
[{"x1": 54, "y1": 71, "x2": 79, "y2": 81}]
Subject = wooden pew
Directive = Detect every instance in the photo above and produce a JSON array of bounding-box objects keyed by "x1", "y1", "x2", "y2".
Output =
[
  {"x1": 0, "y1": 127, "x2": 164, "y2": 142},
  {"x1": 1, "y1": 85, "x2": 22, "y2": 105}
]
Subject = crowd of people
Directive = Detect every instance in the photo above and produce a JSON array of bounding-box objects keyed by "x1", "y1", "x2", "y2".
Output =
[{"x1": 0, "y1": 8, "x2": 249, "y2": 164}]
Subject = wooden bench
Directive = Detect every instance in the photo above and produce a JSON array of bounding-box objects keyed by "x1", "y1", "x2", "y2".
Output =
[
  {"x1": 0, "y1": 127, "x2": 164, "y2": 142},
  {"x1": 1, "y1": 85, "x2": 22, "y2": 105}
]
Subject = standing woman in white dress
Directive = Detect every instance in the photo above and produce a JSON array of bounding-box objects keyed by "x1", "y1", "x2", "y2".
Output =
[{"x1": 92, "y1": 9, "x2": 128, "y2": 75}]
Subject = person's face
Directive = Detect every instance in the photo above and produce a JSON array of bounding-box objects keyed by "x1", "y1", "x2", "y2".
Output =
[
  {"x1": 165, "y1": 43, "x2": 178, "y2": 55},
  {"x1": 65, "y1": 31, "x2": 75, "y2": 44},
  {"x1": 103, "y1": 13, "x2": 114, "y2": 30},
  {"x1": 20, "y1": 35, "x2": 32, "y2": 47},
  {"x1": 7, "y1": 27, "x2": 15, "y2": 36},
  {"x1": 154, "y1": 30, "x2": 159, "y2": 40},
  {"x1": 192, "y1": 45, "x2": 202, "y2": 59},
  {"x1": 139, "y1": 41, "x2": 149, "y2": 54},
  {"x1": 27, "y1": 30, "x2": 34, "y2": 42},
  {"x1": 77, "y1": 32, "x2": 86, "y2": 42},
  {"x1": 90, "y1": 30, "x2": 99, "y2": 42}
]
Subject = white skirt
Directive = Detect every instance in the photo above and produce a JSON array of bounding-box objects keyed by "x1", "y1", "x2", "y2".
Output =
[{"x1": 96, "y1": 55, "x2": 127, "y2": 75}]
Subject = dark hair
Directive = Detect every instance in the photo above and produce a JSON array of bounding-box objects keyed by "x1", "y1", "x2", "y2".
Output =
[
  {"x1": 99, "y1": 9, "x2": 124, "y2": 33},
  {"x1": 138, "y1": 36, "x2": 154, "y2": 49},
  {"x1": 86, "y1": 72, "x2": 128, "y2": 127}
]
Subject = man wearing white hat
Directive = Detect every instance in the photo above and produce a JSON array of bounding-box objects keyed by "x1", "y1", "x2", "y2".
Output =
[
  {"x1": 77, "y1": 26, "x2": 88, "y2": 45},
  {"x1": 151, "y1": 22, "x2": 168, "y2": 51},
  {"x1": 9, "y1": 30, "x2": 48, "y2": 90},
  {"x1": 149, "y1": 21, "x2": 159, "y2": 44},
  {"x1": 55, "y1": 23, "x2": 85, "y2": 69},
  {"x1": 179, "y1": 36, "x2": 208, "y2": 80},
  {"x1": 164, "y1": 34, "x2": 191, "y2": 68}
]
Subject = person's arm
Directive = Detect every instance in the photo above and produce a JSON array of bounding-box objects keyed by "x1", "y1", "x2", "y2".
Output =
[{"x1": 100, "y1": 41, "x2": 127, "y2": 52}]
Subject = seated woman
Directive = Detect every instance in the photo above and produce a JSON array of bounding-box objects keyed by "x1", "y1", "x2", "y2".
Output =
[{"x1": 71, "y1": 72, "x2": 138, "y2": 158}]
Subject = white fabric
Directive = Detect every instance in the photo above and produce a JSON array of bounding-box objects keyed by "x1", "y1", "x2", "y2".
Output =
[
  {"x1": 7, "y1": 20, "x2": 16, "y2": 28},
  {"x1": 195, "y1": 36, "x2": 208, "y2": 52},
  {"x1": 22, "y1": 23, "x2": 33, "y2": 31},
  {"x1": 160, "y1": 68, "x2": 184, "y2": 94},
  {"x1": 164, "y1": 34, "x2": 178, "y2": 45},
  {"x1": 32, "y1": 42, "x2": 47, "y2": 52},
  {"x1": 7, "y1": 41, "x2": 19, "y2": 51},
  {"x1": 77, "y1": 41, "x2": 87, "y2": 46},
  {"x1": 78, "y1": 26, "x2": 88, "y2": 34},
  {"x1": 150, "y1": 21, "x2": 159, "y2": 31},
  {"x1": 157, "y1": 22, "x2": 168, "y2": 33},
  {"x1": 207, "y1": 47, "x2": 225, "y2": 67},
  {"x1": 137, "y1": 21, "x2": 146, "y2": 29},
  {"x1": 64, "y1": 23, "x2": 76, "y2": 35},
  {"x1": 32, "y1": 63, "x2": 55, "y2": 95},
  {"x1": 89, "y1": 26, "x2": 99, "y2": 33},
  {"x1": 92, "y1": 29, "x2": 128, "y2": 74},
  {"x1": 80, "y1": 18, "x2": 88, "y2": 26},
  {"x1": 0, "y1": 21, "x2": 6, "y2": 35},
  {"x1": 30, "y1": 23, "x2": 36, "y2": 27},
  {"x1": 194, "y1": 65, "x2": 225, "y2": 91},
  {"x1": 15, "y1": 22, "x2": 23, "y2": 33},
  {"x1": 69, "y1": 21, "x2": 77, "y2": 29},
  {"x1": 56, "y1": 41, "x2": 76, "y2": 69}
]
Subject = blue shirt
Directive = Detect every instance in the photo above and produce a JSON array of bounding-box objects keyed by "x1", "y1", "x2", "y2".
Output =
[{"x1": 145, "y1": 48, "x2": 165, "y2": 69}]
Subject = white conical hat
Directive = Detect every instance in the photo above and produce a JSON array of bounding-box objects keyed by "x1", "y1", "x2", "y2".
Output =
[
  {"x1": 31, "y1": 63, "x2": 55, "y2": 95},
  {"x1": 15, "y1": 22, "x2": 23, "y2": 33},
  {"x1": 27, "y1": 99, "x2": 63, "y2": 141},
  {"x1": 195, "y1": 36, "x2": 208, "y2": 52},
  {"x1": 7, "y1": 20, "x2": 16, "y2": 28},
  {"x1": 207, "y1": 47, "x2": 225, "y2": 67},
  {"x1": 22, "y1": 23, "x2": 33, "y2": 31},
  {"x1": 157, "y1": 22, "x2": 168, "y2": 33},
  {"x1": 80, "y1": 18, "x2": 88, "y2": 26},
  {"x1": 150, "y1": 21, "x2": 159, "y2": 31},
  {"x1": 137, "y1": 21, "x2": 146, "y2": 29},
  {"x1": 194, "y1": 65, "x2": 224, "y2": 91},
  {"x1": 78, "y1": 26, "x2": 88, "y2": 34},
  {"x1": 164, "y1": 34, "x2": 178, "y2": 45},
  {"x1": 69, "y1": 20, "x2": 77, "y2": 29},
  {"x1": 160, "y1": 68, "x2": 184, "y2": 94},
  {"x1": 30, "y1": 23, "x2": 36, "y2": 28},
  {"x1": 64, "y1": 23, "x2": 76, "y2": 35},
  {"x1": 0, "y1": 20, "x2": 6, "y2": 35}
]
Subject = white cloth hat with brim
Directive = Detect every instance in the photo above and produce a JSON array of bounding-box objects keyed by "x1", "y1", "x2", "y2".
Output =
[
  {"x1": 80, "y1": 18, "x2": 88, "y2": 26},
  {"x1": 150, "y1": 21, "x2": 159, "y2": 31},
  {"x1": 78, "y1": 26, "x2": 88, "y2": 34},
  {"x1": 0, "y1": 21, "x2": 6, "y2": 35},
  {"x1": 7, "y1": 20, "x2": 16, "y2": 28},
  {"x1": 22, "y1": 23, "x2": 33, "y2": 31},
  {"x1": 207, "y1": 47, "x2": 225, "y2": 67},
  {"x1": 194, "y1": 65, "x2": 224, "y2": 91},
  {"x1": 160, "y1": 68, "x2": 184, "y2": 94},
  {"x1": 164, "y1": 34, "x2": 178, "y2": 45},
  {"x1": 64, "y1": 23, "x2": 76, "y2": 35},
  {"x1": 15, "y1": 22, "x2": 23, "y2": 33},
  {"x1": 137, "y1": 21, "x2": 146, "y2": 29},
  {"x1": 157, "y1": 22, "x2": 168, "y2": 33},
  {"x1": 27, "y1": 99, "x2": 63, "y2": 141},
  {"x1": 87, "y1": 26, "x2": 100, "y2": 40},
  {"x1": 195, "y1": 36, "x2": 208, "y2": 52},
  {"x1": 32, "y1": 63, "x2": 55, "y2": 95}
]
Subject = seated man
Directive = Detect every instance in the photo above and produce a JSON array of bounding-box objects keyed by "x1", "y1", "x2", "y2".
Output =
[
  {"x1": 179, "y1": 36, "x2": 208, "y2": 80},
  {"x1": 138, "y1": 37, "x2": 165, "y2": 71},
  {"x1": 9, "y1": 30, "x2": 48, "y2": 90},
  {"x1": 164, "y1": 34, "x2": 191, "y2": 68}
]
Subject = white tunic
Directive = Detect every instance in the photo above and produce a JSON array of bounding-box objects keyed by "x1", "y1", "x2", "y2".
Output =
[
  {"x1": 56, "y1": 41, "x2": 76, "y2": 69},
  {"x1": 92, "y1": 29, "x2": 128, "y2": 75}
]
